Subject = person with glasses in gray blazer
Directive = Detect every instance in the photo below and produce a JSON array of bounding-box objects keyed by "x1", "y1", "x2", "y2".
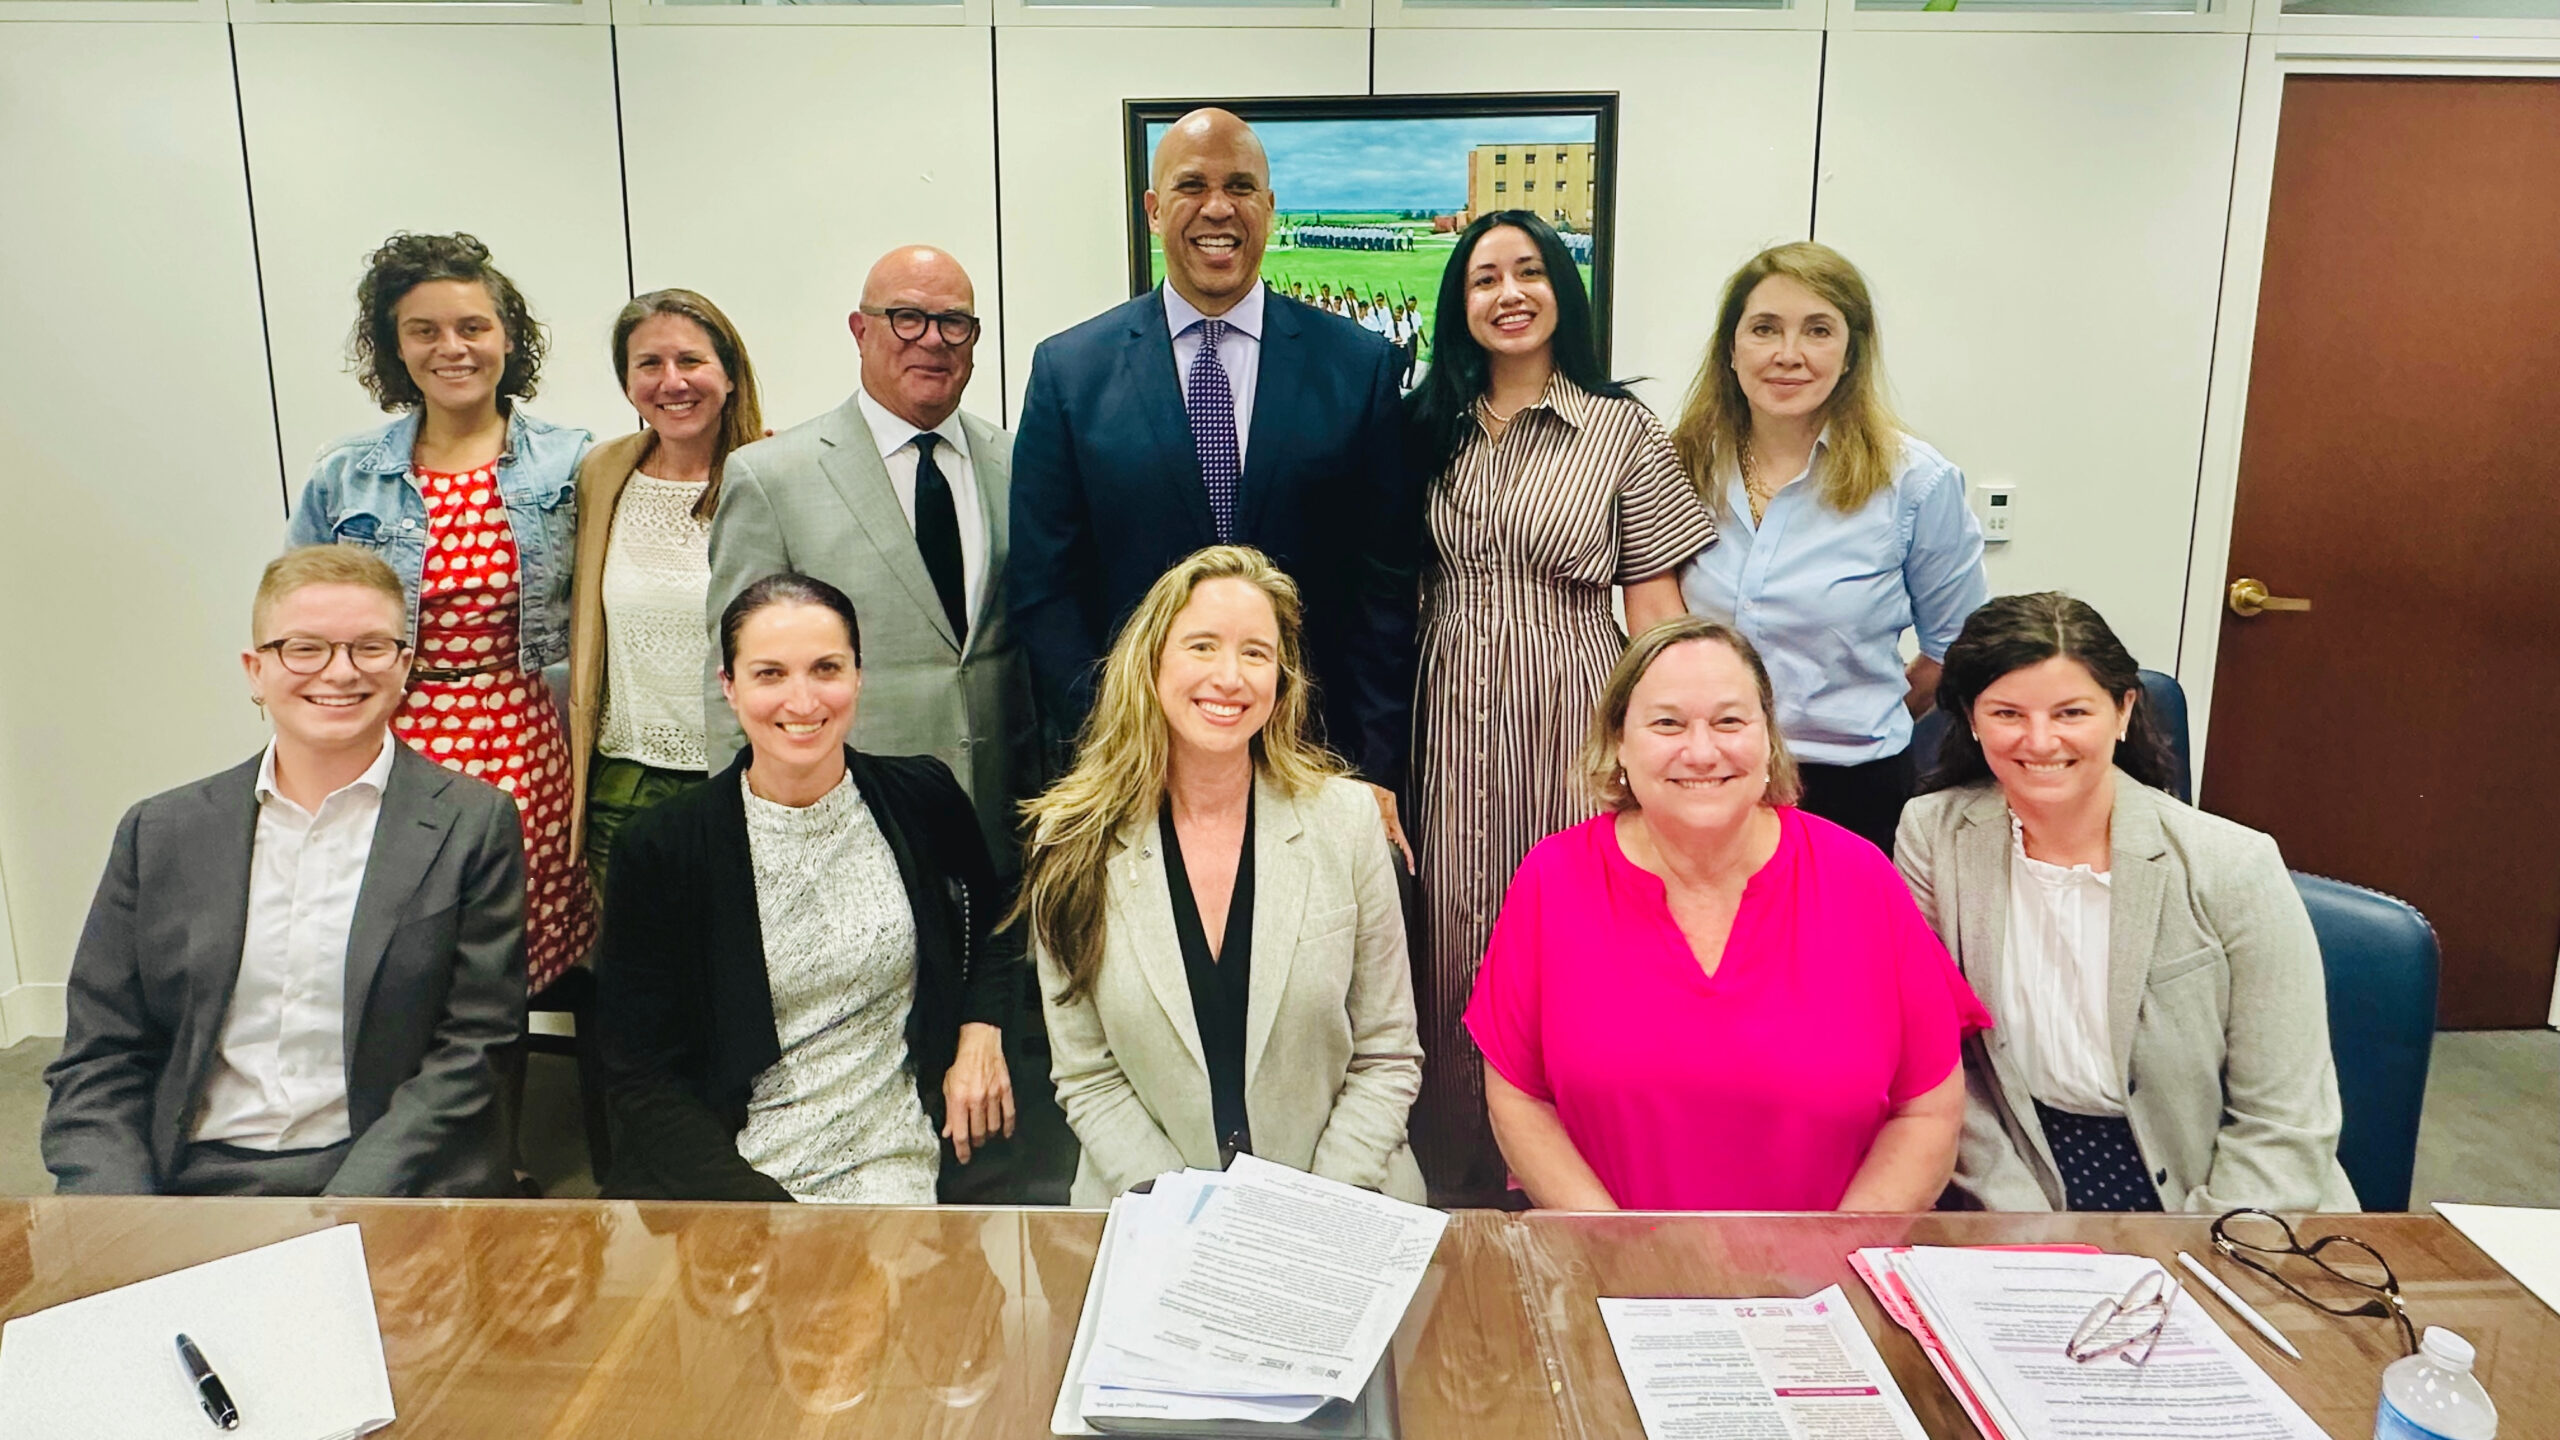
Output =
[
  {"x1": 43, "y1": 546, "x2": 527, "y2": 1197},
  {"x1": 1895, "y1": 592, "x2": 2354, "y2": 1214}
]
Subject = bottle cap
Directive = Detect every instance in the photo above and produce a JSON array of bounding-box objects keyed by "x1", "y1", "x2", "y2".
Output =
[{"x1": 2420, "y1": 1327, "x2": 2476, "y2": 1371}]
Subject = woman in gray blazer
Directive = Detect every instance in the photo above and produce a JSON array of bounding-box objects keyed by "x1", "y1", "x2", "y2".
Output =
[
  {"x1": 1895, "y1": 593, "x2": 2355, "y2": 1213},
  {"x1": 1021, "y1": 546, "x2": 1425, "y2": 1205}
]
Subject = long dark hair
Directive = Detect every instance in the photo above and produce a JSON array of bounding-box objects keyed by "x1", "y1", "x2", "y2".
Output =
[
  {"x1": 1405, "y1": 210, "x2": 1629, "y2": 475},
  {"x1": 350, "y1": 232, "x2": 546, "y2": 411},
  {"x1": 718, "y1": 573, "x2": 863, "y2": 678},
  {"x1": 1921, "y1": 592, "x2": 2179, "y2": 795}
]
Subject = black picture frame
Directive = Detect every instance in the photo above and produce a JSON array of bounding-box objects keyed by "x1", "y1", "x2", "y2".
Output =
[{"x1": 1123, "y1": 92, "x2": 1622, "y2": 364}]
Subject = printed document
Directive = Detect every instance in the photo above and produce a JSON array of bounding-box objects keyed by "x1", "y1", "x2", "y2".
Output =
[
  {"x1": 0, "y1": 1223, "x2": 394, "y2": 1440},
  {"x1": 1600, "y1": 1287, "x2": 1931, "y2": 1440}
]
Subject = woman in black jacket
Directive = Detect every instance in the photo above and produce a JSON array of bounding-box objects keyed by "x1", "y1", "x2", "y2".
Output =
[{"x1": 596, "y1": 572, "x2": 1022, "y2": 1202}]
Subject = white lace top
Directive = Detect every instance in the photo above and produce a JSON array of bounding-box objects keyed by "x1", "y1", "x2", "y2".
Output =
[
  {"x1": 597, "y1": 473, "x2": 712, "y2": 771},
  {"x1": 736, "y1": 770, "x2": 940, "y2": 1203},
  {"x1": 1999, "y1": 812, "x2": 2123, "y2": 1117}
]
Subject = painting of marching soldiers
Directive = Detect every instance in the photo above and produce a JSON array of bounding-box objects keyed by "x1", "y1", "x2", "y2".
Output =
[{"x1": 1139, "y1": 103, "x2": 1611, "y2": 389}]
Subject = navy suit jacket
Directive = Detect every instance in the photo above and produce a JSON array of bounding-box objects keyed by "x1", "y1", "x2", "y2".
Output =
[{"x1": 1008, "y1": 286, "x2": 1421, "y2": 785}]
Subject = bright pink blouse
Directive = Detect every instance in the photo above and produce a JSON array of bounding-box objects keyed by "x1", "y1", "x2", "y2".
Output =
[{"x1": 1465, "y1": 808, "x2": 1990, "y2": 1211}]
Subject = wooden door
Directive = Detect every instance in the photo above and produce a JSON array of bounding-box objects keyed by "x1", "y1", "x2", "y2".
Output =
[{"x1": 2204, "y1": 75, "x2": 2560, "y2": 1029}]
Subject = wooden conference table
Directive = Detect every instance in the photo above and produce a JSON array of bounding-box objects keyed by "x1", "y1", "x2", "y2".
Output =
[{"x1": 0, "y1": 1199, "x2": 2553, "y2": 1438}]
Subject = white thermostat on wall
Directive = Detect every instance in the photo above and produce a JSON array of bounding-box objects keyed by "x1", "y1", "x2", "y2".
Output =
[{"x1": 1974, "y1": 482, "x2": 2016, "y2": 543}]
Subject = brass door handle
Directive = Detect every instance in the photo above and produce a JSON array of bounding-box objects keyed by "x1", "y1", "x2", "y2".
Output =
[{"x1": 2228, "y1": 578, "x2": 2312, "y2": 617}]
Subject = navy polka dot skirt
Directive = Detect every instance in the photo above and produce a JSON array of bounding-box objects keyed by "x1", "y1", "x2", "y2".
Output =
[{"x1": 2035, "y1": 1100, "x2": 2164, "y2": 1213}]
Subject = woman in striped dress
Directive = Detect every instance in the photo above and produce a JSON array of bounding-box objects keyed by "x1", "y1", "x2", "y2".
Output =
[{"x1": 1403, "y1": 211, "x2": 1719, "y2": 1205}]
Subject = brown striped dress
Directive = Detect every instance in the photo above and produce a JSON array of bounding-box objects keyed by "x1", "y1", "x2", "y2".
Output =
[{"x1": 1409, "y1": 375, "x2": 1718, "y2": 1204}]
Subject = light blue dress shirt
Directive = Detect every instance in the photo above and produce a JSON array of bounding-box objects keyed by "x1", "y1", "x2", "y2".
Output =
[
  {"x1": 1678, "y1": 432, "x2": 1988, "y2": 767},
  {"x1": 1165, "y1": 281, "x2": 1264, "y2": 470}
]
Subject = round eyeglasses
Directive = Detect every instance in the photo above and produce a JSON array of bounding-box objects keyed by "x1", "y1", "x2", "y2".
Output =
[
  {"x1": 862, "y1": 306, "x2": 981, "y2": 346},
  {"x1": 257, "y1": 636, "x2": 412, "y2": 675},
  {"x1": 2212, "y1": 1207, "x2": 2417, "y2": 1355}
]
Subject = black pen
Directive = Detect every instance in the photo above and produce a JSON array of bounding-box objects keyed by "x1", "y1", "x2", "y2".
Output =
[{"x1": 174, "y1": 1333, "x2": 239, "y2": 1431}]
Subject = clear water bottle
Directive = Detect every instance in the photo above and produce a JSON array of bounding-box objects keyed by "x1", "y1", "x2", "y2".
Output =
[{"x1": 2374, "y1": 1327, "x2": 2498, "y2": 1440}]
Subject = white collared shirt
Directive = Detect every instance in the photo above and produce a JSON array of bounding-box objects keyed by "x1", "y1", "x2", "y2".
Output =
[
  {"x1": 194, "y1": 736, "x2": 397, "y2": 1151},
  {"x1": 1999, "y1": 812, "x2": 2124, "y2": 1117},
  {"x1": 1164, "y1": 281, "x2": 1265, "y2": 470},
  {"x1": 856, "y1": 386, "x2": 987, "y2": 627}
]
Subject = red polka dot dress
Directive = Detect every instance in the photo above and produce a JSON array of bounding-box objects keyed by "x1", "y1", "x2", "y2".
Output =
[{"x1": 394, "y1": 463, "x2": 597, "y2": 994}]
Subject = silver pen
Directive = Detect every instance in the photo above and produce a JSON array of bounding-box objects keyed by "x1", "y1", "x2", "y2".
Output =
[{"x1": 2177, "y1": 1250, "x2": 2302, "y2": 1360}]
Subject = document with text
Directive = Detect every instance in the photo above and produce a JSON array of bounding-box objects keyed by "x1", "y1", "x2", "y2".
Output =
[{"x1": 1600, "y1": 1288, "x2": 1931, "y2": 1440}]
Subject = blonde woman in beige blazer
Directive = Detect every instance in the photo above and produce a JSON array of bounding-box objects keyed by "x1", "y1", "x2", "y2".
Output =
[
  {"x1": 1896, "y1": 593, "x2": 2354, "y2": 1214},
  {"x1": 1022, "y1": 547, "x2": 1425, "y2": 1205}
]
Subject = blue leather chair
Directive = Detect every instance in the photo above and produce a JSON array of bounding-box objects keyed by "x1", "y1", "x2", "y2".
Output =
[
  {"x1": 2293, "y1": 873, "x2": 2440, "y2": 1212},
  {"x1": 1908, "y1": 667, "x2": 2191, "y2": 801}
]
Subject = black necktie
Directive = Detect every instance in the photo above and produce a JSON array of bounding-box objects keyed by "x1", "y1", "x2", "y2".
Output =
[{"x1": 911, "y1": 432, "x2": 968, "y2": 644}]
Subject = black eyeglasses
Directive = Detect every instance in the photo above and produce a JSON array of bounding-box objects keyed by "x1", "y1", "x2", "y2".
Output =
[
  {"x1": 2212, "y1": 1208, "x2": 2418, "y2": 1355},
  {"x1": 862, "y1": 306, "x2": 980, "y2": 346},
  {"x1": 257, "y1": 636, "x2": 412, "y2": 675}
]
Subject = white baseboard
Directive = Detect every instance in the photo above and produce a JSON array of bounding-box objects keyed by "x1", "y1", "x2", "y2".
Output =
[{"x1": 1, "y1": 983, "x2": 66, "y2": 1047}]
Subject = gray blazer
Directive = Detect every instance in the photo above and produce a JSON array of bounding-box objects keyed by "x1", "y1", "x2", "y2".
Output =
[
  {"x1": 43, "y1": 744, "x2": 527, "y2": 1196},
  {"x1": 1038, "y1": 775, "x2": 1425, "y2": 1205},
  {"x1": 704, "y1": 395, "x2": 1035, "y2": 876},
  {"x1": 1896, "y1": 772, "x2": 2356, "y2": 1212}
]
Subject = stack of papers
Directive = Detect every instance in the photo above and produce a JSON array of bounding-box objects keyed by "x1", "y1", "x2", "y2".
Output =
[
  {"x1": 1053, "y1": 1153, "x2": 1449, "y2": 1436},
  {"x1": 1852, "y1": 1245, "x2": 2327, "y2": 1440},
  {"x1": 0, "y1": 1224, "x2": 396, "y2": 1440},
  {"x1": 1599, "y1": 1287, "x2": 1932, "y2": 1440}
]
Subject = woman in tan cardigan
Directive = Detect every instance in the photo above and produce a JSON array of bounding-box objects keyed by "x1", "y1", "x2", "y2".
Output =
[{"x1": 567, "y1": 289, "x2": 764, "y2": 894}]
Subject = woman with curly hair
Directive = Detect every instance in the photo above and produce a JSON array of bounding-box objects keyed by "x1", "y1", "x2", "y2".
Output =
[{"x1": 289, "y1": 232, "x2": 596, "y2": 997}]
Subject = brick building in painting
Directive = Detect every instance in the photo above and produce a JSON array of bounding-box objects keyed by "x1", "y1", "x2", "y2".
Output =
[{"x1": 1463, "y1": 142, "x2": 1597, "y2": 232}]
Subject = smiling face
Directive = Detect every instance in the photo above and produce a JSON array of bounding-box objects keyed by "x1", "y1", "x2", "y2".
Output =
[
  {"x1": 1463, "y1": 224, "x2": 1558, "y2": 365},
  {"x1": 721, "y1": 601, "x2": 861, "y2": 776},
  {"x1": 1969, "y1": 655, "x2": 2135, "y2": 813},
  {"x1": 1731, "y1": 273, "x2": 1848, "y2": 423},
  {"x1": 623, "y1": 312, "x2": 733, "y2": 446},
  {"x1": 1145, "y1": 110, "x2": 1274, "y2": 316},
  {"x1": 849, "y1": 246, "x2": 977, "y2": 431},
  {"x1": 395, "y1": 278, "x2": 512, "y2": 418},
  {"x1": 243, "y1": 581, "x2": 411, "y2": 759},
  {"x1": 1155, "y1": 576, "x2": 1280, "y2": 764},
  {"x1": 1616, "y1": 639, "x2": 1774, "y2": 830}
]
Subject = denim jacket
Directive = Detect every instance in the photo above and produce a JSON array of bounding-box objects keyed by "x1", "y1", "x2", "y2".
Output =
[{"x1": 287, "y1": 408, "x2": 590, "y2": 671}]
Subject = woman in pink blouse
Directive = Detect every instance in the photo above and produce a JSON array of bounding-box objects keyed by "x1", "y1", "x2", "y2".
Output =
[{"x1": 1465, "y1": 617, "x2": 1988, "y2": 1210}]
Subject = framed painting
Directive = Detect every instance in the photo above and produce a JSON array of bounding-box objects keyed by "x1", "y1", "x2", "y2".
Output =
[{"x1": 1123, "y1": 93, "x2": 1621, "y2": 371}]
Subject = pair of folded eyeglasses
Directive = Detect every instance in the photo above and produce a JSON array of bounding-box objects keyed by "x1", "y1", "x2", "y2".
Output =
[{"x1": 2066, "y1": 1208, "x2": 2417, "y2": 1366}]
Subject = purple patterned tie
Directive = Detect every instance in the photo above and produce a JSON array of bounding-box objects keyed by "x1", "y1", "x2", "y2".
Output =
[{"x1": 1186, "y1": 318, "x2": 1241, "y2": 542}]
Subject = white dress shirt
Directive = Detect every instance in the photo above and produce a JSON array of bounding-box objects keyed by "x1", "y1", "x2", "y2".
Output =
[
  {"x1": 857, "y1": 386, "x2": 988, "y2": 627},
  {"x1": 1164, "y1": 281, "x2": 1265, "y2": 470},
  {"x1": 194, "y1": 736, "x2": 397, "y2": 1150},
  {"x1": 1998, "y1": 812, "x2": 2124, "y2": 1117}
]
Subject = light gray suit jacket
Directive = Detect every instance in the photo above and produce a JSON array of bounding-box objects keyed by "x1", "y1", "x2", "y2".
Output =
[
  {"x1": 1038, "y1": 775, "x2": 1426, "y2": 1205},
  {"x1": 1896, "y1": 772, "x2": 2356, "y2": 1213},
  {"x1": 43, "y1": 744, "x2": 527, "y2": 1196},
  {"x1": 705, "y1": 394, "x2": 1035, "y2": 875}
]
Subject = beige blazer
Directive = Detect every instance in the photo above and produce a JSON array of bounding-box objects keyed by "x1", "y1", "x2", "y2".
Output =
[
  {"x1": 1896, "y1": 772, "x2": 2357, "y2": 1213},
  {"x1": 564, "y1": 430, "x2": 656, "y2": 864},
  {"x1": 1038, "y1": 774, "x2": 1426, "y2": 1205}
]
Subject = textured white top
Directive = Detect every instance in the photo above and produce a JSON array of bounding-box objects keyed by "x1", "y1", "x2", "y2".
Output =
[
  {"x1": 736, "y1": 771, "x2": 940, "y2": 1203},
  {"x1": 195, "y1": 737, "x2": 396, "y2": 1149},
  {"x1": 597, "y1": 472, "x2": 712, "y2": 771},
  {"x1": 856, "y1": 387, "x2": 988, "y2": 628},
  {"x1": 1999, "y1": 813, "x2": 2124, "y2": 1117}
]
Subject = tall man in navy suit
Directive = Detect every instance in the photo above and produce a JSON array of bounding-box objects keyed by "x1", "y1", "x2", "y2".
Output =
[{"x1": 1010, "y1": 108, "x2": 1420, "y2": 854}]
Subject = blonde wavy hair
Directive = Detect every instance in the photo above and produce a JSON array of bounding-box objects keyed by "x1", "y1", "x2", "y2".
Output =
[
  {"x1": 1670, "y1": 241, "x2": 1906, "y2": 518},
  {"x1": 1017, "y1": 546, "x2": 1346, "y2": 1002},
  {"x1": 1580, "y1": 616, "x2": 1802, "y2": 812}
]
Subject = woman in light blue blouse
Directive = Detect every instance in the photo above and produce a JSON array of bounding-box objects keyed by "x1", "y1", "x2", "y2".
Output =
[{"x1": 1670, "y1": 242, "x2": 1987, "y2": 854}]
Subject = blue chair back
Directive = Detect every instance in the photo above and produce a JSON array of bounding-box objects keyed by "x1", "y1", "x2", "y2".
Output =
[
  {"x1": 1907, "y1": 667, "x2": 2190, "y2": 802},
  {"x1": 2292, "y1": 872, "x2": 2439, "y2": 1211}
]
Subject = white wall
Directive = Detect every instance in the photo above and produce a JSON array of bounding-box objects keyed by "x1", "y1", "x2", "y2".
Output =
[
  {"x1": 232, "y1": 23, "x2": 634, "y2": 484},
  {"x1": 617, "y1": 25, "x2": 1005, "y2": 435},
  {"x1": 1374, "y1": 26, "x2": 1823, "y2": 415},
  {"x1": 0, "y1": 23, "x2": 282, "y2": 1025},
  {"x1": 1814, "y1": 30, "x2": 2249, "y2": 672},
  {"x1": 992, "y1": 26, "x2": 1369, "y2": 421}
]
